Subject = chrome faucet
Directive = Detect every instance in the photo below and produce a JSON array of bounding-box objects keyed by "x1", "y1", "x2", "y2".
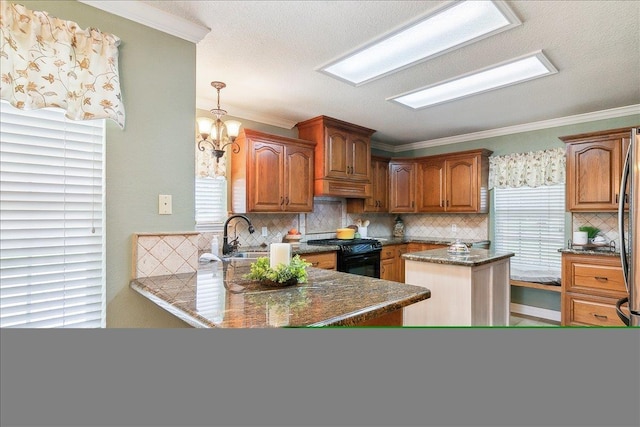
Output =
[{"x1": 222, "y1": 214, "x2": 255, "y2": 255}]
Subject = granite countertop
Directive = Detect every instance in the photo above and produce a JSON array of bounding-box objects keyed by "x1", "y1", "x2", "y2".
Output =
[
  {"x1": 130, "y1": 260, "x2": 430, "y2": 328},
  {"x1": 402, "y1": 247, "x2": 514, "y2": 267},
  {"x1": 370, "y1": 236, "x2": 490, "y2": 247},
  {"x1": 558, "y1": 247, "x2": 620, "y2": 257}
]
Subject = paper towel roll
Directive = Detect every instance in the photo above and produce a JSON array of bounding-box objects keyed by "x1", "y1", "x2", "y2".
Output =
[{"x1": 573, "y1": 231, "x2": 588, "y2": 245}]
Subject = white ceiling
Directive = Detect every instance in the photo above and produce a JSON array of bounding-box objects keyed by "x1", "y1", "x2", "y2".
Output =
[{"x1": 136, "y1": 1, "x2": 640, "y2": 149}]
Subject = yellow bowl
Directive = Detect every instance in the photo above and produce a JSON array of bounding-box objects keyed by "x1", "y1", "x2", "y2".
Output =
[{"x1": 336, "y1": 228, "x2": 355, "y2": 239}]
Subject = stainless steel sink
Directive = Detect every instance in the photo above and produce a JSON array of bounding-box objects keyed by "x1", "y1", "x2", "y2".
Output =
[{"x1": 223, "y1": 251, "x2": 270, "y2": 260}]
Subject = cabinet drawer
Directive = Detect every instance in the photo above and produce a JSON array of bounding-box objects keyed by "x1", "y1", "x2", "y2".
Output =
[
  {"x1": 381, "y1": 246, "x2": 397, "y2": 260},
  {"x1": 302, "y1": 252, "x2": 336, "y2": 270},
  {"x1": 565, "y1": 293, "x2": 625, "y2": 326},
  {"x1": 573, "y1": 264, "x2": 626, "y2": 292}
]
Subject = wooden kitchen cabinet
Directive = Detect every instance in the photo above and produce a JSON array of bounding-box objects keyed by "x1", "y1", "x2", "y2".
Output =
[
  {"x1": 390, "y1": 149, "x2": 491, "y2": 214},
  {"x1": 296, "y1": 116, "x2": 375, "y2": 198},
  {"x1": 380, "y1": 244, "x2": 409, "y2": 283},
  {"x1": 417, "y1": 149, "x2": 492, "y2": 213},
  {"x1": 389, "y1": 160, "x2": 416, "y2": 213},
  {"x1": 347, "y1": 156, "x2": 390, "y2": 213},
  {"x1": 302, "y1": 251, "x2": 337, "y2": 270},
  {"x1": 561, "y1": 253, "x2": 628, "y2": 326},
  {"x1": 561, "y1": 127, "x2": 632, "y2": 211},
  {"x1": 231, "y1": 129, "x2": 315, "y2": 213}
]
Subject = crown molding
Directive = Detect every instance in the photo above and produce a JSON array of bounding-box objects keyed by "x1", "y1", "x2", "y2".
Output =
[
  {"x1": 390, "y1": 104, "x2": 640, "y2": 153},
  {"x1": 78, "y1": 1, "x2": 210, "y2": 43},
  {"x1": 196, "y1": 97, "x2": 298, "y2": 130}
]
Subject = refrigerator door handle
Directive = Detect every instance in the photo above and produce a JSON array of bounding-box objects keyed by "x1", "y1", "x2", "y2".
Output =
[
  {"x1": 616, "y1": 297, "x2": 630, "y2": 326},
  {"x1": 618, "y1": 142, "x2": 631, "y2": 291}
]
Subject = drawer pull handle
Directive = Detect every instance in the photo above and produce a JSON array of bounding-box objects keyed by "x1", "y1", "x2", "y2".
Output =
[
  {"x1": 594, "y1": 276, "x2": 609, "y2": 281},
  {"x1": 311, "y1": 262, "x2": 319, "y2": 266},
  {"x1": 593, "y1": 314, "x2": 608, "y2": 320}
]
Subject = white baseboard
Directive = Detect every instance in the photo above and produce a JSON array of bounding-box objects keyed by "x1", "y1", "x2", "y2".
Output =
[{"x1": 510, "y1": 303, "x2": 561, "y2": 322}]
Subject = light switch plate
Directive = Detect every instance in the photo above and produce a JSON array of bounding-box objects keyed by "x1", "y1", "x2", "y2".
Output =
[{"x1": 159, "y1": 194, "x2": 172, "y2": 215}]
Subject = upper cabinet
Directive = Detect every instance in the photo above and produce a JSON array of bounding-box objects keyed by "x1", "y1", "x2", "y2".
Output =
[
  {"x1": 347, "y1": 156, "x2": 390, "y2": 213},
  {"x1": 230, "y1": 129, "x2": 315, "y2": 213},
  {"x1": 296, "y1": 116, "x2": 375, "y2": 198},
  {"x1": 389, "y1": 160, "x2": 417, "y2": 213},
  {"x1": 561, "y1": 127, "x2": 632, "y2": 212},
  {"x1": 389, "y1": 149, "x2": 492, "y2": 214}
]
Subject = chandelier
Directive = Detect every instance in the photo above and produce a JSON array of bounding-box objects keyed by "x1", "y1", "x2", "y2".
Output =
[{"x1": 196, "y1": 81, "x2": 242, "y2": 163}]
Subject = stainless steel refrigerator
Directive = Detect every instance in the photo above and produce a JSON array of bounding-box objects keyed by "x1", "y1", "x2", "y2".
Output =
[{"x1": 617, "y1": 127, "x2": 640, "y2": 326}]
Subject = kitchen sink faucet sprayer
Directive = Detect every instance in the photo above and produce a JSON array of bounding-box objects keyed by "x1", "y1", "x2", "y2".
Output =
[{"x1": 222, "y1": 214, "x2": 255, "y2": 255}]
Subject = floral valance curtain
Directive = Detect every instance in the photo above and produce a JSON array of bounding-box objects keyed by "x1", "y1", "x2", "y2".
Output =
[
  {"x1": 0, "y1": 1, "x2": 125, "y2": 128},
  {"x1": 196, "y1": 147, "x2": 227, "y2": 178},
  {"x1": 489, "y1": 147, "x2": 565, "y2": 189}
]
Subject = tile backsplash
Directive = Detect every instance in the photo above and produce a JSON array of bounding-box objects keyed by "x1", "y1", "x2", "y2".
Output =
[
  {"x1": 572, "y1": 212, "x2": 627, "y2": 249},
  {"x1": 210, "y1": 197, "x2": 489, "y2": 250},
  {"x1": 133, "y1": 232, "x2": 199, "y2": 278}
]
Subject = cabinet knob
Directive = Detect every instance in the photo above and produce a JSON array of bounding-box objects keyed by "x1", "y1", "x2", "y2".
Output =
[{"x1": 285, "y1": 197, "x2": 289, "y2": 205}]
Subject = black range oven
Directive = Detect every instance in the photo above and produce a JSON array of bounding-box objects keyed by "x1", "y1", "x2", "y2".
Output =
[{"x1": 306, "y1": 238, "x2": 382, "y2": 279}]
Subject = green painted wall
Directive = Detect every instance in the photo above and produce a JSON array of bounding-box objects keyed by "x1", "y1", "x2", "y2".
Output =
[{"x1": 23, "y1": 1, "x2": 196, "y2": 327}]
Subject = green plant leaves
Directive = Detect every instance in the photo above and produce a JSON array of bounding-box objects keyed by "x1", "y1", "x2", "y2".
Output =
[{"x1": 244, "y1": 255, "x2": 312, "y2": 283}]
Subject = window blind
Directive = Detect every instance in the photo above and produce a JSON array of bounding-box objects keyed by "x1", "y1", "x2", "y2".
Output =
[
  {"x1": 0, "y1": 101, "x2": 106, "y2": 328},
  {"x1": 195, "y1": 176, "x2": 227, "y2": 227},
  {"x1": 493, "y1": 184, "x2": 565, "y2": 284}
]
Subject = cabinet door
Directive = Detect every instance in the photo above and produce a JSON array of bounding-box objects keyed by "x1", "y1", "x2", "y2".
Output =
[
  {"x1": 366, "y1": 158, "x2": 389, "y2": 212},
  {"x1": 349, "y1": 134, "x2": 371, "y2": 181},
  {"x1": 417, "y1": 159, "x2": 445, "y2": 212},
  {"x1": 445, "y1": 155, "x2": 478, "y2": 212},
  {"x1": 284, "y1": 145, "x2": 314, "y2": 212},
  {"x1": 324, "y1": 126, "x2": 349, "y2": 179},
  {"x1": 389, "y1": 162, "x2": 416, "y2": 213},
  {"x1": 250, "y1": 142, "x2": 284, "y2": 212},
  {"x1": 566, "y1": 139, "x2": 622, "y2": 211},
  {"x1": 380, "y1": 257, "x2": 396, "y2": 282}
]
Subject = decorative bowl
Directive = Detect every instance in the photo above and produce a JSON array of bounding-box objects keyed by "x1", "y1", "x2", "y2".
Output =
[
  {"x1": 336, "y1": 228, "x2": 355, "y2": 239},
  {"x1": 285, "y1": 234, "x2": 302, "y2": 242},
  {"x1": 447, "y1": 239, "x2": 470, "y2": 255}
]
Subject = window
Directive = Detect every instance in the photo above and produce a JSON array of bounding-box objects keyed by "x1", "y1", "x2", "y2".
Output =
[
  {"x1": 493, "y1": 184, "x2": 565, "y2": 284},
  {"x1": 0, "y1": 101, "x2": 106, "y2": 328},
  {"x1": 195, "y1": 176, "x2": 227, "y2": 228}
]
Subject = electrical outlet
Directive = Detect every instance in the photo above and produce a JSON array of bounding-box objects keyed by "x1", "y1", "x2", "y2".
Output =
[
  {"x1": 262, "y1": 226, "x2": 268, "y2": 237},
  {"x1": 451, "y1": 224, "x2": 457, "y2": 233},
  {"x1": 159, "y1": 194, "x2": 172, "y2": 215}
]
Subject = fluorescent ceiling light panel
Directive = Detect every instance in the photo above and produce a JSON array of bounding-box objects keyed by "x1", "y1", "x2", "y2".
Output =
[
  {"x1": 319, "y1": 0, "x2": 521, "y2": 86},
  {"x1": 389, "y1": 51, "x2": 558, "y2": 109}
]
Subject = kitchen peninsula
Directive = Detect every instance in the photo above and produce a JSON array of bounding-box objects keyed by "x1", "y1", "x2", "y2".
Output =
[
  {"x1": 403, "y1": 247, "x2": 514, "y2": 326},
  {"x1": 131, "y1": 260, "x2": 430, "y2": 328}
]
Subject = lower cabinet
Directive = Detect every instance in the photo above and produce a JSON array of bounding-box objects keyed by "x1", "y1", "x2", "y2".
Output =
[
  {"x1": 380, "y1": 244, "x2": 408, "y2": 283},
  {"x1": 302, "y1": 251, "x2": 337, "y2": 270},
  {"x1": 561, "y1": 253, "x2": 627, "y2": 326}
]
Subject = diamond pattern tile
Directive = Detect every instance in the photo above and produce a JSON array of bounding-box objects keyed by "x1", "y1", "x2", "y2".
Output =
[{"x1": 134, "y1": 233, "x2": 199, "y2": 278}]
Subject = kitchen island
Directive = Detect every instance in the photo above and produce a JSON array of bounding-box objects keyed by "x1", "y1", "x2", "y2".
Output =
[
  {"x1": 403, "y1": 248, "x2": 514, "y2": 326},
  {"x1": 131, "y1": 259, "x2": 430, "y2": 328}
]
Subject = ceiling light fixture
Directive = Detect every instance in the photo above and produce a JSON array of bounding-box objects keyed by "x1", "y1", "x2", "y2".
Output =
[
  {"x1": 388, "y1": 51, "x2": 558, "y2": 109},
  {"x1": 318, "y1": 0, "x2": 521, "y2": 86},
  {"x1": 196, "y1": 81, "x2": 242, "y2": 163}
]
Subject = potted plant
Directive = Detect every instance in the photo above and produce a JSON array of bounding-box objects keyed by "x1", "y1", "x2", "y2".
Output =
[
  {"x1": 578, "y1": 226, "x2": 601, "y2": 244},
  {"x1": 244, "y1": 255, "x2": 312, "y2": 287}
]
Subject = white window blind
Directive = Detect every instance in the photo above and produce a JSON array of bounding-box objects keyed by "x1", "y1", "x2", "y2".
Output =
[
  {"x1": 494, "y1": 184, "x2": 565, "y2": 284},
  {"x1": 0, "y1": 101, "x2": 106, "y2": 328},
  {"x1": 195, "y1": 176, "x2": 227, "y2": 227}
]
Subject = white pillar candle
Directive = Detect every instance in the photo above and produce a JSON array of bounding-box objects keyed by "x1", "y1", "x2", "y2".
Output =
[{"x1": 270, "y1": 243, "x2": 291, "y2": 268}]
